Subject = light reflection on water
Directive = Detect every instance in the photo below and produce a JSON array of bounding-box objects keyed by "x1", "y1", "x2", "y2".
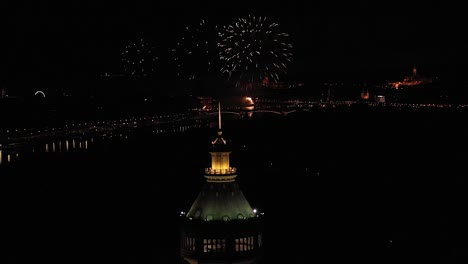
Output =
[{"x1": 0, "y1": 122, "x2": 204, "y2": 166}]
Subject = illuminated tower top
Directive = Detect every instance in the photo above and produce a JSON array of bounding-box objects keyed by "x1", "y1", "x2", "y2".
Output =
[
  {"x1": 180, "y1": 101, "x2": 263, "y2": 264},
  {"x1": 186, "y1": 101, "x2": 255, "y2": 221},
  {"x1": 207, "y1": 101, "x2": 235, "y2": 179}
]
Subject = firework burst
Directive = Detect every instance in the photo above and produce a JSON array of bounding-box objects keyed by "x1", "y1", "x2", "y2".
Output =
[
  {"x1": 217, "y1": 15, "x2": 293, "y2": 87},
  {"x1": 172, "y1": 19, "x2": 220, "y2": 81},
  {"x1": 121, "y1": 38, "x2": 159, "y2": 77}
]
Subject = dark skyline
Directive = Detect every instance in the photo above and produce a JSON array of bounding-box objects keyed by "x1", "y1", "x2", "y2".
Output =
[{"x1": 6, "y1": 1, "x2": 468, "y2": 90}]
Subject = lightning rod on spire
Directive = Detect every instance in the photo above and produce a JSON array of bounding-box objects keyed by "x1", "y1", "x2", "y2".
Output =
[{"x1": 218, "y1": 101, "x2": 222, "y2": 130}]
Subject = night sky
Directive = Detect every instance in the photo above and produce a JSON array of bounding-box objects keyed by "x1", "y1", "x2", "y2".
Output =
[{"x1": 5, "y1": 1, "x2": 468, "y2": 91}]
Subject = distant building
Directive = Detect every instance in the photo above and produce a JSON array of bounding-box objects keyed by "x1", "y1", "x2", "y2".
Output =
[
  {"x1": 261, "y1": 77, "x2": 288, "y2": 89},
  {"x1": 383, "y1": 66, "x2": 448, "y2": 103},
  {"x1": 375, "y1": 95, "x2": 385, "y2": 104},
  {"x1": 1, "y1": 87, "x2": 6, "y2": 99},
  {"x1": 360, "y1": 87, "x2": 370, "y2": 100},
  {"x1": 388, "y1": 65, "x2": 432, "y2": 89},
  {"x1": 321, "y1": 85, "x2": 335, "y2": 102}
]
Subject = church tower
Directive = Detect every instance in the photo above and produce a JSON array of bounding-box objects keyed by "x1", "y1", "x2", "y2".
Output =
[{"x1": 179, "y1": 102, "x2": 263, "y2": 264}]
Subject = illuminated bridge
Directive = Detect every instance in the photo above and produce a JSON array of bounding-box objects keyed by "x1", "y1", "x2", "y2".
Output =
[{"x1": 204, "y1": 108, "x2": 310, "y2": 117}]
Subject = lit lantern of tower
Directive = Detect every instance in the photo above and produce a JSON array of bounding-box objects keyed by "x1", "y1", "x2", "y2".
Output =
[{"x1": 179, "y1": 102, "x2": 263, "y2": 264}]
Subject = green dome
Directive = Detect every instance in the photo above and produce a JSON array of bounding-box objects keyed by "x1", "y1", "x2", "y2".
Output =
[{"x1": 186, "y1": 182, "x2": 255, "y2": 221}]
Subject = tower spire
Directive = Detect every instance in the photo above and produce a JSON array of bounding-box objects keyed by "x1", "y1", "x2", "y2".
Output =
[{"x1": 218, "y1": 100, "x2": 222, "y2": 130}]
